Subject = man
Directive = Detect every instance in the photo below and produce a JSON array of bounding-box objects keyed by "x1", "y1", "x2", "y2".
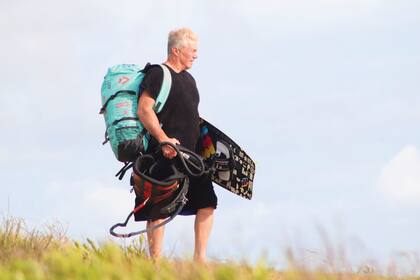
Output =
[{"x1": 133, "y1": 28, "x2": 217, "y2": 263}]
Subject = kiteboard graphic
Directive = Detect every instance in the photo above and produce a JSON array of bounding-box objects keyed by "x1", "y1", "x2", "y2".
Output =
[{"x1": 199, "y1": 118, "x2": 255, "y2": 199}]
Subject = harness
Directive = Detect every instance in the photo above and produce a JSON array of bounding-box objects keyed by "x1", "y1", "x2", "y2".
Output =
[{"x1": 109, "y1": 142, "x2": 206, "y2": 238}]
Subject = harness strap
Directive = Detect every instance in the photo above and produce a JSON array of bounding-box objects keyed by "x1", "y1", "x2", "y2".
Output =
[
  {"x1": 115, "y1": 162, "x2": 134, "y2": 180},
  {"x1": 157, "y1": 142, "x2": 206, "y2": 177}
]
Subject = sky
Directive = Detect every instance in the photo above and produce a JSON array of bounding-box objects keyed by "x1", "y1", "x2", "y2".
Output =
[{"x1": 1, "y1": 0, "x2": 420, "y2": 269}]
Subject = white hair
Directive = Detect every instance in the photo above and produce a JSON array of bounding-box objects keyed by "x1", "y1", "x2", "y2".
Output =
[{"x1": 167, "y1": 28, "x2": 198, "y2": 55}]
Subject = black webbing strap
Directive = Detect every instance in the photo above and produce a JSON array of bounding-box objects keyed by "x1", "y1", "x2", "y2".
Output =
[
  {"x1": 99, "y1": 90, "x2": 136, "y2": 114},
  {"x1": 115, "y1": 162, "x2": 134, "y2": 180},
  {"x1": 112, "y1": 117, "x2": 138, "y2": 126}
]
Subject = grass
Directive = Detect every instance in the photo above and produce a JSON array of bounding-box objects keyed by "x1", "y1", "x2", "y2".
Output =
[{"x1": 0, "y1": 217, "x2": 418, "y2": 280}]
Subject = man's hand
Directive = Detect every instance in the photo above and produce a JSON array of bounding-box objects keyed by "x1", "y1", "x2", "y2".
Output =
[{"x1": 161, "y1": 138, "x2": 180, "y2": 159}]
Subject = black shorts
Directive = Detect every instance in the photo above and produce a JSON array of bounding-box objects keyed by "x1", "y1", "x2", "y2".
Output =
[{"x1": 134, "y1": 174, "x2": 218, "y2": 222}]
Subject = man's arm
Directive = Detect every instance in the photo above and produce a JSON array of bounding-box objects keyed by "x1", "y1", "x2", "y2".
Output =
[{"x1": 138, "y1": 90, "x2": 179, "y2": 158}]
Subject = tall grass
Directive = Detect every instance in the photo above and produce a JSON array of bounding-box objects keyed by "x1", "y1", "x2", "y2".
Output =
[{"x1": 0, "y1": 217, "x2": 418, "y2": 279}]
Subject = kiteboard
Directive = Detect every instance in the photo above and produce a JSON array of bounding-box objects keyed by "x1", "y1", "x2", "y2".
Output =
[{"x1": 198, "y1": 118, "x2": 255, "y2": 200}]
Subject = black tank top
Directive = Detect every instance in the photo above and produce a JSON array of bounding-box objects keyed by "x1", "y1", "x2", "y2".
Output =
[{"x1": 139, "y1": 65, "x2": 200, "y2": 151}]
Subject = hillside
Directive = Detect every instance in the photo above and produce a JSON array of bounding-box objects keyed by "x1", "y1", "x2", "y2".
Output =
[{"x1": 0, "y1": 218, "x2": 417, "y2": 280}]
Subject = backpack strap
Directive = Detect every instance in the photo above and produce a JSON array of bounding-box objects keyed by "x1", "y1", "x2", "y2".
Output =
[{"x1": 153, "y1": 64, "x2": 172, "y2": 113}]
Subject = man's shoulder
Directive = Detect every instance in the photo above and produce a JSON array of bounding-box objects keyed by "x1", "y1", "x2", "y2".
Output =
[
  {"x1": 140, "y1": 64, "x2": 164, "y2": 99},
  {"x1": 182, "y1": 70, "x2": 197, "y2": 84},
  {"x1": 145, "y1": 64, "x2": 164, "y2": 78},
  {"x1": 183, "y1": 70, "x2": 194, "y2": 77}
]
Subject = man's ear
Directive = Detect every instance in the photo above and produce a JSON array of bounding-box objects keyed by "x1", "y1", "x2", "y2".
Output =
[{"x1": 171, "y1": 47, "x2": 180, "y2": 56}]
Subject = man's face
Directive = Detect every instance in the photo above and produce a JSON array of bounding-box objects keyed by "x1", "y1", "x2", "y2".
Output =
[{"x1": 178, "y1": 41, "x2": 198, "y2": 70}]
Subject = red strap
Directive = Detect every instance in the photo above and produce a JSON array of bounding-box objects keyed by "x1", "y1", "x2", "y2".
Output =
[{"x1": 132, "y1": 196, "x2": 150, "y2": 213}]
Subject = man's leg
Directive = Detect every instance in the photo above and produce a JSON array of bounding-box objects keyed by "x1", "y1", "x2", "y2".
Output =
[
  {"x1": 146, "y1": 219, "x2": 165, "y2": 260},
  {"x1": 194, "y1": 207, "x2": 214, "y2": 263}
]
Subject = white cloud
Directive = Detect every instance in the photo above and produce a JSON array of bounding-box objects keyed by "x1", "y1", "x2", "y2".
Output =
[{"x1": 377, "y1": 145, "x2": 420, "y2": 204}]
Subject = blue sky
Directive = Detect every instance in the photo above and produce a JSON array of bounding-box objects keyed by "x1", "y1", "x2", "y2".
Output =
[{"x1": 1, "y1": 0, "x2": 419, "y2": 268}]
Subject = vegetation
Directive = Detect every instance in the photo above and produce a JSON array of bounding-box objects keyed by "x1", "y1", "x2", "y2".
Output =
[{"x1": 0, "y1": 217, "x2": 418, "y2": 279}]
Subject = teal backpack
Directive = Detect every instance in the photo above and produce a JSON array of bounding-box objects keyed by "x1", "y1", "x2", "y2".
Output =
[{"x1": 100, "y1": 63, "x2": 172, "y2": 162}]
